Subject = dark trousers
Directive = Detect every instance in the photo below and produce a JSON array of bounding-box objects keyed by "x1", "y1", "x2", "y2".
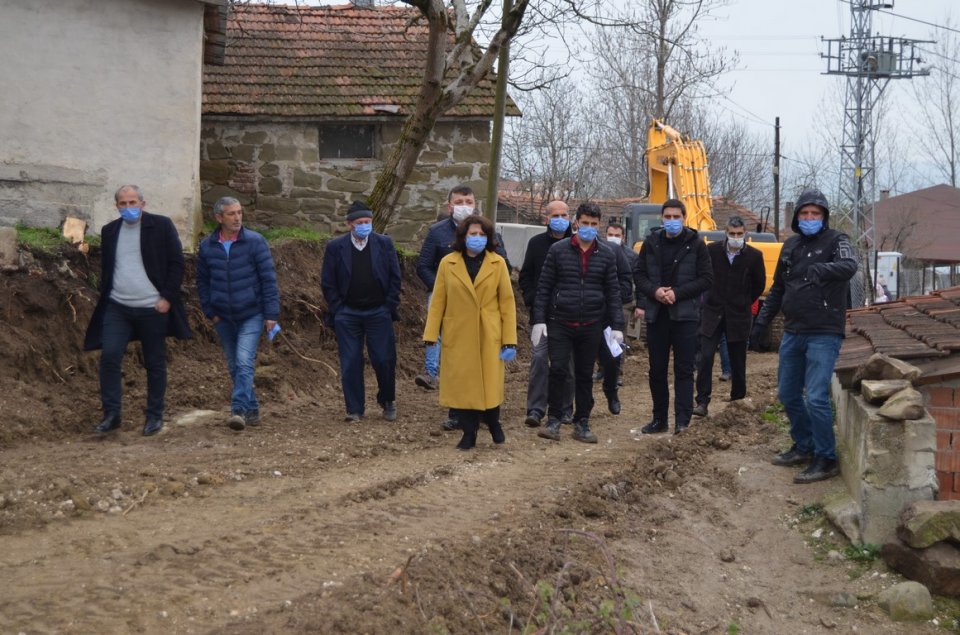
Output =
[
  {"x1": 696, "y1": 319, "x2": 748, "y2": 406},
  {"x1": 453, "y1": 406, "x2": 500, "y2": 429},
  {"x1": 333, "y1": 305, "x2": 397, "y2": 416},
  {"x1": 647, "y1": 312, "x2": 697, "y2": 426},
  {"x1": 547, "y1": 320, "x2": 604, "y2": 423},
  {"x1": 100, "y1": 300, "x2": 169, "y2": 420},
  {"x1": 597, "y1": 339, "x2": 621, "y2": 396}
]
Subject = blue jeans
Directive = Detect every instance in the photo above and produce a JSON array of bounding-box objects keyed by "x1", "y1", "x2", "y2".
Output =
[
  {"x1": 777, "y1": 332, "x2": 842, "y2": 460},
  {"x1": 718, "y1": 333, "x2": 732, "y2": 376},
  {"x1": 424, "y1": 292, "x2": 440, "y2": 377},
  {"x1": 100, "y1": 300, "x2": 169, "y2": 420},
  {"x1": 214, "y1": 314, "x2": 264, "y2": 415},
  {"x1": 334, "y1": 305, "x2": 397, "y2": 415}
]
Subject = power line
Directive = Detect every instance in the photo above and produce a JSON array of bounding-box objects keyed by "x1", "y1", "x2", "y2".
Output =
[{"x1": 837, "y1": 0, "x2": 960, "y2": 36}]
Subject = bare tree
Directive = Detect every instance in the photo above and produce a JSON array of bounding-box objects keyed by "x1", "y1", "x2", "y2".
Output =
[
  {"x1": 365, "y1": 0, "x2": 635, "y2": 231},
  {"x1": 912, "y1": 18, "x2": 960, "y2": 188},
  {"x1": 585, "y1": 0, "x2": 736, "y2": 198},
  {"x1": 502, "y1": 78, "x2": 606, "y2": 205}
]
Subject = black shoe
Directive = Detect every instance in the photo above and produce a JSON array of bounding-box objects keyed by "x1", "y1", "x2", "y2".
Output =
[
  {"x1": 793, "y1": 457, "x2": 840, "y2": 484},
  {"x1": 692, "y1": 404, "x2": 708, "y2": 417},
  {"x1": 442, "y1": 418, "x2": 459, "y2": 431},
  {"x1": 606, "y1": 391, "x2": 621, "y2": 415},
  {"x1": 244, "y1": 410, "x2": 260, "y2": 426},
  {"x1": 537, "y1": 419, "x2": 562, "y2": 441},
  {"x1": 143, "y1": 417, "x2": 164, "y2": 437},
  {"x1": 640, "y1": 419, "x2": 668, "y2": 434},
  {"x1": 94, "y1": 413, "x2": 121, "y2": 434},
  {"x1": 456, "y1": 420, "x2": 478, "y2": 450},
  {"x1": 524, "y1": 410, "x2": 542, "y2": 427},
  {"x1": 674, "y1": 421, "x2": 690, "y2": 435},
  {"x1": 772, "y1": 447, "x2": 814, "y2": 467},
  {"x1": 560, "y1": 410, "x2": 574, "y2": 425},
  {"x1": 382, "y1": 401, "x2": 397, "y2": 422},
  {"x1": 572, "y1": 420, "x2": 598, "y2": 444},
  {"x1": 489, "y1": 420, "x2": 506, "y2": 444}
]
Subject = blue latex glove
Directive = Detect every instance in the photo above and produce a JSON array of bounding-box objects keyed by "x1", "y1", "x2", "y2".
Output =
[{"x1": 499, "y1": 346, "x2": 517, "y2": 362}]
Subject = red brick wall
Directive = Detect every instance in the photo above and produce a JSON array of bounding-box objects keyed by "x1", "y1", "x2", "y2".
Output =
[{"x1": 929, "y1": 380, "x2": 960, "y2": 500}]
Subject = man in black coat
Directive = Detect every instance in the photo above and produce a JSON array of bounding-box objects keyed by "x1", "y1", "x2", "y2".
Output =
[
  {"x1": 750, "y1": 189, "x2": 857, "y2": 484},
  {"x1": 84, "y1": 185, "x2": 192, "y2": 437},
  {"x1": 518, "y1": 199, "x2": 574, "y2": 427},
  {"x1": 634, "y1": 199, "x2": 713, "y2": 435},
  {"x1": 532, "y1": 202, "x2": 624, "y2": 444},
  {"x1": 692, "y1": 216, "x2": 766, "y2": 417}
]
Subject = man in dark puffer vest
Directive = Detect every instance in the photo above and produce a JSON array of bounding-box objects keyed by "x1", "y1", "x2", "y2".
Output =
[
  {"x1": 634, "y1": 199, "x2": 713, "y2": 435},
  {"x1": 197, "y1": 196, "x2": 280, "y2": 431},
  {"x1": 751, "y1": 188, "x2": 857, "y2": 484}
]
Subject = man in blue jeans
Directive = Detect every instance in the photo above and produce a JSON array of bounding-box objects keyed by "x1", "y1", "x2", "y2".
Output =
[
  {"x1": 751, "y1": 189, "x2": 857, "y2": 484},
  {"x1": 197, "y1": 197, "x2": 280, "y2": 431},
  {"x1": 84, "y1": 185, "x2": 192, "y2": 436},
  {"x1": 322, "y1": 201, "x2": 402, "y2": 422}
]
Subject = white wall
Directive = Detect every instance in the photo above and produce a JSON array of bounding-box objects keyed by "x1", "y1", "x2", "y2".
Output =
[{"x1": 0, "y1": 0, "x2": 205, "y2": 239}]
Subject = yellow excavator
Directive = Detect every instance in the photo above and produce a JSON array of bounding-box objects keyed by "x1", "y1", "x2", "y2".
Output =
[{"x1": 625, "y1": 119, "x2": 783, "y2": 295}]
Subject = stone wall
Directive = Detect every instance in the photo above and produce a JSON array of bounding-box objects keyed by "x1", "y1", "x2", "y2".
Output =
[
  {"x1": 925, "y1": 379, "x2": 960, "y2": 500},
  {"x1": 199, "y1": 120, "x2": 491, "y2": 246},
  {"x1": 832, "y1": 377, "x2": 937, "y2": 544}
]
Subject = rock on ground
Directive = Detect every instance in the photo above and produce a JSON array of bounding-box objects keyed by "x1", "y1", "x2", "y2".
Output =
[
  {"x1": 877, "y1": 580, "x2": 935, "y2": 621},
  {"x1": 899, "y1": 500, "x2": 960, "y2": 549}
]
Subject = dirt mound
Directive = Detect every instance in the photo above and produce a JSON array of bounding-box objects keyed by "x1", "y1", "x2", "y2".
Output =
[{"x1": 0, "y1": 239, "x2": 431, "y2": 447}]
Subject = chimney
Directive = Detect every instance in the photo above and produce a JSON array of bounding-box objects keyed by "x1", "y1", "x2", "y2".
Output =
[{"x1": 880, "y1": 189, "x2": 890, "y2": 201}]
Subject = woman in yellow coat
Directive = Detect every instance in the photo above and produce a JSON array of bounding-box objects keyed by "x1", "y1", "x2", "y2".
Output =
[{"x1": 423, "y1": 214, "x2": 518, "y2": 450}]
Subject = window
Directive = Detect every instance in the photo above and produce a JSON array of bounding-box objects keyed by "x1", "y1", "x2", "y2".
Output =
[{"x1": 318, "y1": 124, "x2": 377, "y2": 159}]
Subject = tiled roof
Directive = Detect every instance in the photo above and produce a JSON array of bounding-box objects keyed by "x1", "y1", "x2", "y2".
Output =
[
  {"x1": 203, "y1": 3, "x2": 518, "y2": 118},
  {"x1": 712, "y1": 197, "x2": 779, "y2": 238},
  {"x1": 836, "y1": 286, "x2": 960, "y2": 373}
]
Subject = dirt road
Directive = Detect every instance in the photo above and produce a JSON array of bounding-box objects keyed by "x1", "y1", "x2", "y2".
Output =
[{"x1": 0, "y1": 242, "x2": 946, "y2": 633}]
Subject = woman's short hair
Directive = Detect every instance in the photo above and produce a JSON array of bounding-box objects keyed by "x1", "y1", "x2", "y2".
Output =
[{"x1": 451, "y1": 214, "x2": 498, "y2": 253}]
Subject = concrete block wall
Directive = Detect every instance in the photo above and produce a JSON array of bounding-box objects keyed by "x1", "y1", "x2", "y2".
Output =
[
  {"x1": 833, "y1": 377, "x2": 938, "y2": 544},
  {"x1": 924, "y1": 379, "x2": 960, "y2": 500},
  {"x1": 199, "y1": 120, "x2": 491, "y2": 247}
]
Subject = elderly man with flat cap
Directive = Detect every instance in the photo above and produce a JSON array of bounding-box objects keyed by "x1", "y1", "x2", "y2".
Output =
[{"x1": 321, "y1": 201, "x2": 402, "y2": 422}]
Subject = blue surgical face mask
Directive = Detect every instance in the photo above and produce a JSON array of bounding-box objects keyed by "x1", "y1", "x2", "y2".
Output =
[
  {"x1": 798, "y1": 219, "x2": 823, "y2": 236},
  {"x1": 465, "y1": 235, "x2": 487, "y2": 253},
  {"x1": 577, "y1": 225, "x2": 598, "y2": 242},
  {"x1": 548, "y1": 217, "x2": 570, "y2": 233},
  {"x1": 663, "y1": 219, "x2": 683, "y2": 236},
  {"x1": 353, "y1": 222, "x2": 372, "y2": 238},
  {"x1": 119, "y1": 207, "x2": 141, "y2": 224}
]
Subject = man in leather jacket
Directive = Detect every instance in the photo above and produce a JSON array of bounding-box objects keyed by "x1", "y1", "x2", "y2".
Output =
[
  {"x1": 634, "y1": 199, "x2": 713, "y2": 435},
  {"x1": 750, "y1": 188, "x2": 857, "y2": 484}
]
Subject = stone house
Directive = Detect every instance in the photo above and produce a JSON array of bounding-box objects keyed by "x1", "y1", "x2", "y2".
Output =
[
  {"x1": 831, "y1": 286, "x2": 960, "y2": 540},
  {"x1": 0, "y1": 0, "x2": 227, "y2": 238},
  {"x1": 201, "y1": 3, "x2": 518, "y2": 245}
]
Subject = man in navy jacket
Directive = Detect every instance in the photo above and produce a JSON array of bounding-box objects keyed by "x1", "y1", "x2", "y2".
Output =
[
  {"x1": 321, "y1": 201, "x2": 402, "y2": 422},
  {"x1": 197, "y1": 197, "x2": 280, "y2": 430},
  {"x1": 84, "y1": 185, "x2": 192, "y2": 437}
]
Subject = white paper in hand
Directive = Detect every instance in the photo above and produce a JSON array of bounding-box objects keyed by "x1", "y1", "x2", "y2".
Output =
[{"x1": 603, "y1": 326, "x2": 623, "y2": 357}]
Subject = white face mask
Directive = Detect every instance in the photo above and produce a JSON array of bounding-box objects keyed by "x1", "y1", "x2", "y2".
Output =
[
  {"x1": 452, "y1": 205, "x2": 474, "y2": 223},
  {"x1": 606, "y1": 236, "x2": 622, "y2": 246},
  {"x1": 727, "y1": 236, "x2": 745, "y2": 250}
]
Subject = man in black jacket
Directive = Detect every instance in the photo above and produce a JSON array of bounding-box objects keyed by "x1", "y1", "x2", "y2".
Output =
[
  {"x1": 635, "y1": 199, "x2": 713, "y2": 435},
  {"x1": 518, "y1": 200, "x2": 574, "y2": 427},
  {"x1": 532, "y1": 203, "x2": 624, "y2": 444},
  {"x1": 84, "y1": 185, "x2": 192, "y2": 437},
  {"x1": 750, "y1": 189, "x2": 857, "y2": 484},
  {"x1": 692, "y1": 216, "x2": 765, "y2": 417}
]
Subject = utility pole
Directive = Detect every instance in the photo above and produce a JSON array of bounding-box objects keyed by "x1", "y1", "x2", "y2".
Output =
[
  {"x1": 773, "y1": 117, "x2": 780, "y2": 238},
  {"x1": 485, "y1": 0, "x2": 513, "y2": 222},
  {"x1": 822, "y1": 0, "x2": 928, "y2": 306}
]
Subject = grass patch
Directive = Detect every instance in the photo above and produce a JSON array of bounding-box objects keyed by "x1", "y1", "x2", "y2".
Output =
[
  {"x1": 260, "y1": 226, "x2": 328, "y2": 243},
  {"x1": 761, "y1": 401, "x2": 788, "y2": 432},
  {"x1": 396, "y1": 245, "x2": 418, "y2": 259},
  {"x1": 797, "y1": 503, "x2": 824, "y2": 522},
  {"x1": 842, "y1": 543, "x2": 881, "y2": 563},
  {"x1": 16, "y1": 224, "x2": 63, "y2": 253}
]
